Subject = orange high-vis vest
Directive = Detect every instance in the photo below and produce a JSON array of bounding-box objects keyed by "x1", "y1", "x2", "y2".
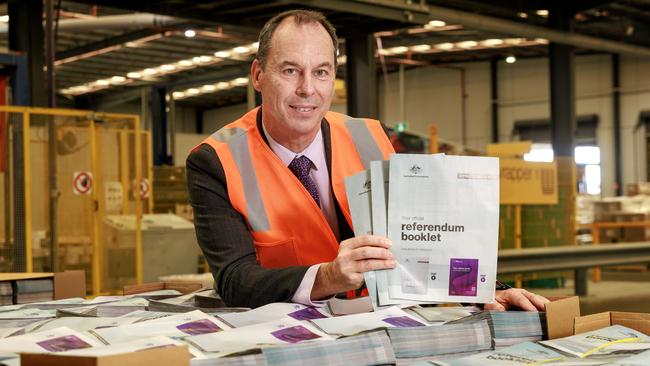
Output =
[{"x1": 199, "y1": 107, "x2": 394, "y2": 269}]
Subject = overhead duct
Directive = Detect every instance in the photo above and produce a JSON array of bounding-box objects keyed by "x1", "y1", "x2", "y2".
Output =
[
  {"x1": 427, "y1": 4, "x2": 650, "y2": 58},
  {"x1": 0, "y1": 13, "x2": 180, "y2": 34}
]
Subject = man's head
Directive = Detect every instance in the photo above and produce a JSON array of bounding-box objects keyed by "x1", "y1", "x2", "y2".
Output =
[{"x1": 251, "y1": 10, "x2": 338, "y2": 152}]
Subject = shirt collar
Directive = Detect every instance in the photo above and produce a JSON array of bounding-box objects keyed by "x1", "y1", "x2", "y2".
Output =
[{"x1": 261, "y1": 122, "x2": 324, "y2": 172}]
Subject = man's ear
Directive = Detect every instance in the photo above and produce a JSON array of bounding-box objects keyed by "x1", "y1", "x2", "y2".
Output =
[{"x1": 251, "y1": 59, "x2": 263, "y2": 92}]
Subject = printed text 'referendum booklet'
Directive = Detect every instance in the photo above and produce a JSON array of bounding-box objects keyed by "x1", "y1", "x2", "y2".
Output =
[{"x1": 385, "y1": 154, "x2": 499, "y2": 304}]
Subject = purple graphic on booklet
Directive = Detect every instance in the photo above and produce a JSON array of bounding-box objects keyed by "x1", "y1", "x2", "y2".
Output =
[
  {"x1": 270, "y1": 325, "x2": 321, "y2": 344},
  {"x1": 37, "y1": 335, "x2": 93, "y2": 352},
  {"x1": 176, "y1": 319, "x2": 222, "y2": 336},
  {"x1": 382, "y1": 316, "x2": 426, "y2": 327},
  {"x1": 448, "y1": 258, "x2": 479, "y2": 296},
  {"x1": 288, "y1": 307, "x2": 327, "y2": 321}
]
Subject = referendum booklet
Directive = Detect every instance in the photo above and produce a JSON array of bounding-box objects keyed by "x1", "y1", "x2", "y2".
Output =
[{"x1": 384, "y1": 154, "x2": 499, "y2": 304}]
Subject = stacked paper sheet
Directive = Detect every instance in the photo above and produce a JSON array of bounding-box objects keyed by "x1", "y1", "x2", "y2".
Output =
[
  {"x1": 448, "y1": 310, "x2": 546, "y2": 346},
  {"x1": 344, "y1": 154, "x2": 499, "y2": 308}
]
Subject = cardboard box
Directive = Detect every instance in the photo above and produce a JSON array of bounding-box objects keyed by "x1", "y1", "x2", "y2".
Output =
[
  {"x1": 574, "y1": 311, "x2": 650, "y2": 335},
  {"x1": 123, "y1": 281, "x2": 202, "y2": 296},
  {"x1": 21, "y1": 344, "x2": 190, "y2": 366},
  {"x1": 544, "y1": 296, "x2": 581, "y2": 340},
  {"x1": 0, "y1": 271, "x2": 86, "y2": 300}
]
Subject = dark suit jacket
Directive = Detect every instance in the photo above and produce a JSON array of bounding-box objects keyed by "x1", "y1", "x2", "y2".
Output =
[{"x1": 186, "y1": 110, "x2": 355, "y2": 308}]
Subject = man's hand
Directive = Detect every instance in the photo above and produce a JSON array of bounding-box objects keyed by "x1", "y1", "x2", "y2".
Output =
[
  {"x1": 484, "y1": 288, "x2": 550, "y2": 311},
  {"x1": 311, "y1": 235, "x2": 396, "y2": 300}
]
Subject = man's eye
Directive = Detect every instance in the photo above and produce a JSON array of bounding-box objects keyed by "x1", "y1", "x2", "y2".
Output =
[
  {"x1": 283, "y1": 68, "x2": 297, "y2": 75},
  {"x1": 315, "y1": 69, "x2": 329, "y2": 78}
]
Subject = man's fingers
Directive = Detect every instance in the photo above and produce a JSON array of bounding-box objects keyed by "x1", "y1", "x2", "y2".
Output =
[
  {"x1": 342, "y1": 235, "x2": 391, "y2": 250},
  {"x1": 349, "y1": 246, "x2": 394, "y2": 261},
  {"x1": 483, "y1": 301, "x2": 507, "y2": 311},
  {"x1": 502, "y1": 289, "x2": 538, "y2": 312},
  {"x1": 358, "y1": 259, "x2": 396, "y2": 272},
  {"x1": 522, "y1": 290, "x2": 550, "y2": 311}
]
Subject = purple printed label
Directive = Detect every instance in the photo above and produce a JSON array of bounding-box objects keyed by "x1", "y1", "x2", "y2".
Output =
[
  {"x1": 382, "y1": 316, "x2": 426, "y2": 328},
  {"x1": 270, "y1": 325, "x2": 321, "y2": 344},
  {"x1": 176, "y1": 319, "x2": 222, "y2": 336},
  {"x1": 288, "y1": 307, "x2": 327, "y2": 321},
  {"x1": 37, "y1": 335, "x2": 93, "y2": 352},
  {"x1": 449, "y1": 258, "x2": 479, "y2": 296}
]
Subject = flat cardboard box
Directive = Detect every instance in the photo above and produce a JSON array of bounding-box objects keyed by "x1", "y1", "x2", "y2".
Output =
[
  {"x1": 0, "y1": 271, "x2": 86, "y2": 300},
  {"x1": 21, "y1": 344, "x2": 190, "y2": 366},
  {"x1": 574, "y1": 311, "x2": 650, "y2": 335},
  {"x1": 123, "y1": 281, "x2": 202, "y2": 296}
]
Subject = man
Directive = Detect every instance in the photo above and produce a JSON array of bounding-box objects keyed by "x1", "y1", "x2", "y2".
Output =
[{"x1": 187, "y1": 10, "x2": 548, "y2": 311}]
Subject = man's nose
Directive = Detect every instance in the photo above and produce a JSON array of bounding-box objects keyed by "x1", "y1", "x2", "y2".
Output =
[{"x1": 296, "y1": 73, "x2": 315, "y2": 97}]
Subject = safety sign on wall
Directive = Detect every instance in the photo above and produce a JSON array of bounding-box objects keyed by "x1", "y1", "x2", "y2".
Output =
[{"x1": 72, "y1": 171, "x2": 93, "y2": 195}]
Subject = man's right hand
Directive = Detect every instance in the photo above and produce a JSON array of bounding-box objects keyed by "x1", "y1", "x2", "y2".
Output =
[{"x1": 311, "y1": 235, "x2": 396, "y2": 300}]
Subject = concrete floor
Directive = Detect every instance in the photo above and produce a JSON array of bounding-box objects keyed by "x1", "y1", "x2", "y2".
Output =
[{"x1": 532, "y1": 271, "x2": 650, "y2": 314}]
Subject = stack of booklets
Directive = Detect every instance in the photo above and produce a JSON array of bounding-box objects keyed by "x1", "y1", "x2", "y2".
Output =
[
  {"x1": 344, "y1": 154, "x2": 499, "y2": 308},
  {"x1": 3, "y1": 289, "x2": 650, "y2": 366},
  {"x1": 14, "y1": 278, "x2": 54, "y2": 305},
  {"x1": 0, "y1": 283, "x2": 12, "y2": 306},
  {"x1": 447, "y1": 310, "x2": 546, "y2": 347}
]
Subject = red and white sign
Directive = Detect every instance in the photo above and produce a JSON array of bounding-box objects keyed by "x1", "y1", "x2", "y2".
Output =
[
  {"x1": 72, "y1": 171, "x2": 93, "y2": 195},
  {"x1": 139, "y1": 178, "x2": 150, "y2": 199}
]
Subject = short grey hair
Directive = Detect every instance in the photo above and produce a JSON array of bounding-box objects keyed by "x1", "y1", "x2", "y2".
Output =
[{"x1": 256, "y1": 9, "x2": 338, "y2": 69}]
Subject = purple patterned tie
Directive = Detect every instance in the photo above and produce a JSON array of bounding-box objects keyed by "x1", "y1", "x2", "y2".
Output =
[{"x1": 288, "y1": 155, "x2": 320, "y2": 207}]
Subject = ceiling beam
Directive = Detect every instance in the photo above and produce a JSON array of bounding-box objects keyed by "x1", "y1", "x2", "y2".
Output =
[{"x1": 427, "y1": 3, "x2": 650, "y2": 57}]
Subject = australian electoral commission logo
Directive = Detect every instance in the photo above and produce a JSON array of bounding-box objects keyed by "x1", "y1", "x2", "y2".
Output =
[{"x1": 404, "y1": 164, "x2": 428, "y2": 178}]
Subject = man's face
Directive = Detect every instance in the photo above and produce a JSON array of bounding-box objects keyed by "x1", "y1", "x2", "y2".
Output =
[{"x1": 252, "y1": 19, "x2": 336, "y2": 146}]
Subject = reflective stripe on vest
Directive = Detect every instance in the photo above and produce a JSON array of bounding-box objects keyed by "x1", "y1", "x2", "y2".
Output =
[
  {"x1": 344, "y1": 117, "x2": 385, "y2": 169},
  {"x1": 210, "y1": 127, "x2": 270, "y2": 232}
]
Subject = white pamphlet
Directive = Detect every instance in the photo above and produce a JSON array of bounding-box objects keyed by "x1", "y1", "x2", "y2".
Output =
[
  {"x1": 218, "y1": 303, "x2": 329, "y2": 328},
  {"x1": 186, "y1": 317, "x2": 333, "y2": 357},
  {"x1": 387, "y1": 154, "x2": 499, "y2": 303},
  {"x1": 344, "y1": 169, "x2": 378, "y2": 308},
  {"x1": 90, "y1": 310, "x2": 230, "y2": 344},
  {"x1": 0, "y1": 326, "x2": 104, "y2": 353},
  {"x1": 309, "y1": 306, "x2": 427, "y2": 336}
]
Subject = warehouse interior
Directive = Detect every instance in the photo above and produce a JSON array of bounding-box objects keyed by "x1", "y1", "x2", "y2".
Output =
[{"x1": 0, "y1": 0, "x2": 649, "y2": 346}]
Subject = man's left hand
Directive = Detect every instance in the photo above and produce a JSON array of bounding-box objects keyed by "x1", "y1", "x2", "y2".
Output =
[{"x1": 484, "y1": 288, "x2": 550, "y2": 311}]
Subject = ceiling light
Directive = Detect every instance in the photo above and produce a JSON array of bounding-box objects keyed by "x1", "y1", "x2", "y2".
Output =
[
  {"x1": 201, "y1": 85, "x2": 216, "y2": 92},
  {"x1": 233, "y1": 46, "x2": 250, "y2": 54},
  {"x1": 251, "y1": 42, "x2": 259, "y2": 51},
  {"x1": 186, "y1": 88, "x2": 200, "y2": 95},
  {"x1": 337, "y1": 55, "x2": 347, "y2": 65},
  {"x1": 127, "y1": 72, "x2": 142, "y2": 79},
  {"x1": 377, "y1": 49, "x2": 390, "y2": 56},
  {"x1": 506, "y1": 55, "x2": 516, "y2": 64},
  {"x1": 184, "y1": 29, "x2": 196, "y2": 38},
  {"x1": 125, "y1": 42, "x2": 139, "y2": 47},
  {"x1": 143, "y1": 68, "x2": 157, "y2": 75},
  {"x1": 517, "y1": 12, "x2": 528, "y2": 19},
  {"x1": 481, "y1": 39, "x2": 504, "y2": 47},
  {"x1": 427, "y1": 20, "x2": 446, "y2": 27},
  {"x1": 410, "y1": 44, "x2": 432, "y2": 52},
  {"x1": 505, "y1": 38, "x2": 524, "y2": 45},
  {"x1": 535, "y1": 38, "x2": 549, "y2": 44},
  {"x1": 178, "y1": 59, "x2": 194, "y2": 67},
  {"x1": 95, "y1": 79, "x2": 110, "y2": 86},
  {"x1": 172, "y1": 91, "x2": 185, "y2": 99},
  {"x1": 215, "y1": 82, "x2": 230, "y2": 90},
  {"x1": 0, "y1": 15, "x2": 9, "y2": 23},
  {"x1": 387, "y1": 46, "x2": 409, "y2": 54},
  {"x1": 111, "y1": 76, "x2": 126, "y2": 83},
  {"x1": 214, "y1": 51, "x2": 231, "y2": 58},
  {"x1": 536, "y1": 9, "x2": 549, "y2": 17},
  {"x1": 434, "y1": 42, "x2": 455, "y2": 50},
  {"x1": 232, "y1": 77, "x2": 249, "y2": 86},
  {"x1": 457, "y1": 40, "x2": 478, "y2": 49},
  {"x1": 199, "y1": 55, "x2": 213, "y2": 63},
  {"x1": 160, "y1": 64, "x2": 175, "y2": 71}
]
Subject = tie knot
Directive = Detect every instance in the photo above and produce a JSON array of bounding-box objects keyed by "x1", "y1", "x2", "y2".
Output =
[{"x1": 288, "y1": 155, "x2": 313, "y2": 178}]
